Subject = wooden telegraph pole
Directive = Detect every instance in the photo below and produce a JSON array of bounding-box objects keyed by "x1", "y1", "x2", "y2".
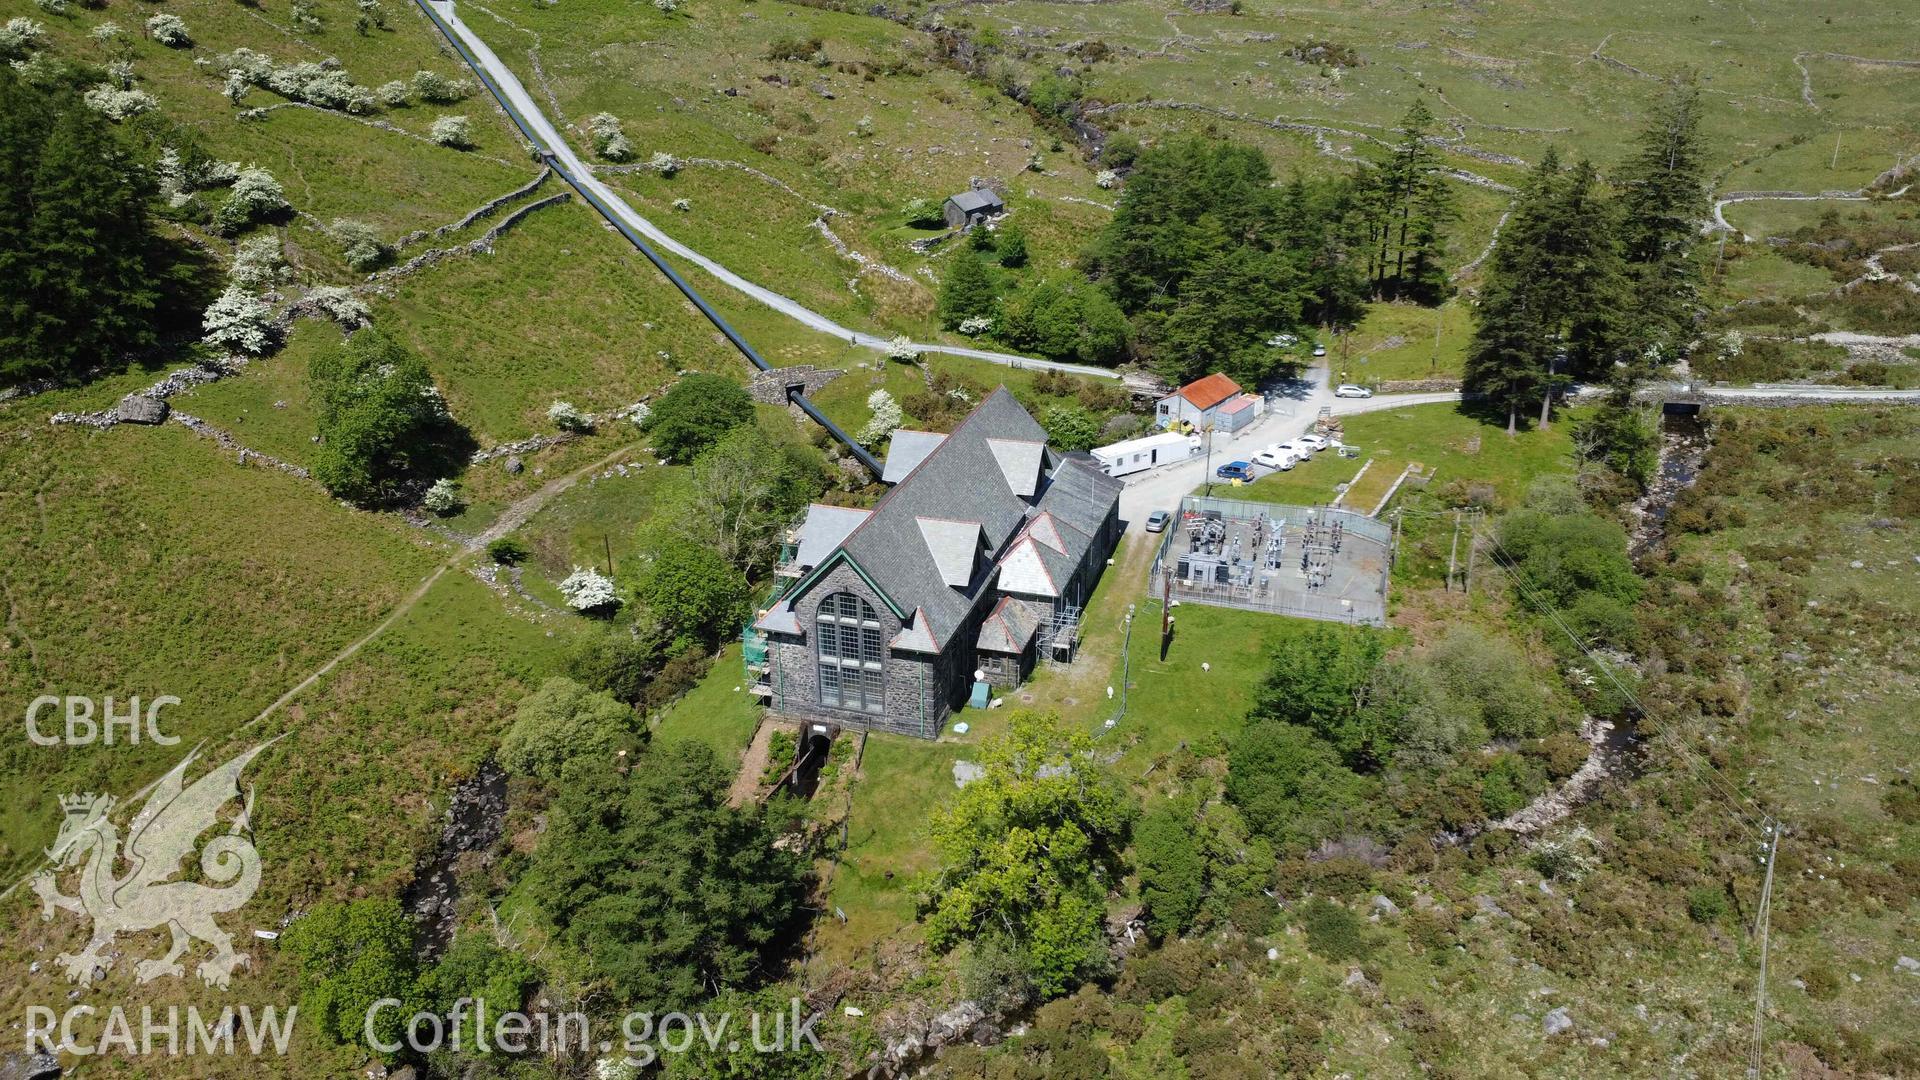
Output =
[{"x1": 1446, "y1": 510, "x2": 1463, "y2": 592}]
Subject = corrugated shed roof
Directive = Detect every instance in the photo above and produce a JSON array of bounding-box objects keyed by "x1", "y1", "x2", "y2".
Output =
[
  {"x1": 1221, "y1": 394, "x2": 1256, "y2": 415},
  {"x1": 881, "y1": 430, "x2": 947, "y2": 484},
  {"x1": 1174, "y1": 373, "x2": 1243, "y2": 411}
]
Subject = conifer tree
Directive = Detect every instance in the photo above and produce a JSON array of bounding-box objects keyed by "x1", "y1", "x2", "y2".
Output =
[
  {"x1": 1614, "y1": 77, "x2": 1707, "y2": 363},
  {"x1": 936, "y1": 250, "x2": 998, "y2": 329},
  {"x1": 1352, "y1": 99, "x2": 1457, "y2": 303},
  {"x1": 0, "y1": 70, "x2": 177, "y2": 386}
]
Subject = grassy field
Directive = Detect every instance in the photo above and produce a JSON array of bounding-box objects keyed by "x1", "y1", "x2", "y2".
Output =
[{"x1": 1340, "y1": 300, "x2": 1472, "y2": 383}]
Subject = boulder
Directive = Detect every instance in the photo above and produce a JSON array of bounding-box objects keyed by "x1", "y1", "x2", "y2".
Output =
[
  {"x1": 505, "y1": 456, "x2": 524, "y2": 475},
  {"x1": 1370, "y1": 894, "x2": 1401, "y2": 917},
  {"x1": 1543, "y1": 1007, "x2": 1573, "y2": 1037},
  {"x1": 1897, "y1": 955, "x2": 1919, "y2": 975},
  {"x1": 0, "y1": 1051, "x2": 61, "y2": 1080},
  {"x1": 115, "y1": 393, "x2": 169, "y2": 425}
]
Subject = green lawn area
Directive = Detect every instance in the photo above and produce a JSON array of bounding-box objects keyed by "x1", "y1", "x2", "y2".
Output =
[
  {"x1": 181, "y1": 320, "x2": 345, "y2": 470},
  {"x1": 651, "y1": 643, "x2": 765, "y2": 763},
  {"x1": 1340, "y1": 300, "x2": 1470, "y2": 383},
  {"x1": 1215, "y1": 449, "x2": 1373, "y2": 509}
]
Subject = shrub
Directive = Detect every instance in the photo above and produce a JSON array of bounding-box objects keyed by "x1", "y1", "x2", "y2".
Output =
[
  {"x1": 280, "y1": 900, "x2": 417, "y2": 1049},
  {"x1": 422, "y1": 477, "x2": 461, "y2": 514},
  {"x1": 961, "y1": 934, "x2": 1037, "y2": 1019},
  {"x1": 558, "y1": 566, "x2": 619, "y2": 612},
  {"x1": 885, "y1": 335, "x2": 920, "y2": 362},
  {"x1": 487, "y1": 537, "x2": 530, "y2": 565},
  {"x1": 429, "y1": 115, "x2": 472, "y2": 149},
  {"x1": 499, "y1": 676, "x2": 635, "y2": 782},
  {"x1": 765, "y1": 35, "x2": 824, "y2": 62},
  {"x1": 1686, "y1": 885, "x2": 1728, "y2": 924},
  {"x1": 410, "y1": 69, "x2": 468, "y2": 104},
  {"x1": 1095, "y1": 169, "x2": 1119, "y2": 189},
  {"x1": 82, "y1": 85, "x2": 157, "y2": 121},
  {"x1": 201, "y1": 286, "x2": 275, "y2": 355},
  {"x1": 547, "y1": 399, "x2": 592, "y2": 432},
  {"x1": 638, "y1": 648, "x2": 709, "y2": 713},
  {"x1": 640, "y1": 373, "x2": 753, "y2": 461},
  {"x1": 586, "y1": 112, "x2": 632, "y2": 161},
  {"x1": 857, "y1": 389, "x2": 903, "y2": 446},
  {"x1": 648, "y1": 150, "x2": 682, "y2": 175},
  {"x1": 144, "y1": 13, "x2": 190, "y2": 47},
  {"x1": 304, "y1": 285, "x2": 369, "y2": 327},
  {"x1": 214, "y1": 165, "x2": 289, "y2": 234},
  {"x1": 33, "y1": 0, "x2": 66, "y2": 14},
  {"x1": 995, "y1": 223, "x2": 1028, "y2": 268},
  {"x1": 1297, "y1": 898, "x2": 1374, "y2": 962},
  {"x1": 0, "y1": 18, "x2": 46, "y2": 57},
  {"x1": 631, "y1": 545, "x2": 749, "y2": 650},
  {"x1": 901, "y1": 197, "x2": 944, "y2": 228},
  {"x1": 375, "y1": 80, "x2": 409, "y2": 107},
  {"x1": 328, "y1": 218, "x2": 389, "y2": 271},
  {"x1": 565, "y1": 623, "x2": 665, "y2": 705},
  {"x1": 309, "y1": 329, "x2": 454, "y2": 504},
  {"x1": 1040, "y1": 402, "x2": 1100, "y2": 452},
  {"x1": 229, "y1": 235, "x2": 288, "y2": 289}
]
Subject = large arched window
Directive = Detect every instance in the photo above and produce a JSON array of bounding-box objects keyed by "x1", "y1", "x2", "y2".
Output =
[{"x1": 816, "y1": 592, "x2": 885, "y2": 714}]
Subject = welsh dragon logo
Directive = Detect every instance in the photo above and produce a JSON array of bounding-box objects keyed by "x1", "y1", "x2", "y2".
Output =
[{"x1": 31, "y1": 742, "x2": 273, "y2": 990}]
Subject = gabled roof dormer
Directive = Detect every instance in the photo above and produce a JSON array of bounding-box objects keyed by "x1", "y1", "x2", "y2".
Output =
[
  {"x1": 984, "y1": 437, "x2": 1046, "y2": 498},
  {"x1": 916, "y1": 517, "x2": 985, "y2": 588}
]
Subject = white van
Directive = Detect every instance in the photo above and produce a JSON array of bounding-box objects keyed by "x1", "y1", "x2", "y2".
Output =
[{"x1": 1252, "y1": 445, "x2": 1299, "y2": 471}]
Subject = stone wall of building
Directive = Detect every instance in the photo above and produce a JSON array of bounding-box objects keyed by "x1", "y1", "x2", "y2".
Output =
[{"x1": 749, "y1": 365, "x2": 845, "y2": 406}]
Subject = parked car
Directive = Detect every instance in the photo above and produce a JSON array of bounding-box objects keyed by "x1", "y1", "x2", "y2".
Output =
[
  {"x1": 1145, "y1": 510, "x2": 1172, "y2": 533},
  {"x1": 1312, "y1": 343, "x2": 1328, "y2": 357},
  {"x1": 1252, "y1": 447, "x2": 1297, "y2": 471},
  {"x1": 1295, "y1": 433, "x2": 1330, "y2": 454},
  {"x1": 1215, "y1": 461, "x2": 1254, "y2": 482},
  {"x1": 1334, "y1": 383, "x2": 1373, "y2": 398}
]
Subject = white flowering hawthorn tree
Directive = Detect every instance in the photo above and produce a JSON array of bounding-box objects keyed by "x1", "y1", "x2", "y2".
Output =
[
  {"x1": 857, "y1": 389, "x2": 903, "y2": 446},
  {"x1": 201, "y1": 286, "x2": 275, "y2": 356},
  {"x1": 144, "y1": 13, "x2": 190, "y2": 48},
  {"x1": 648, "y1": 150, "x2": 682, "y2": 176},
  {"x1": 305, "y1": 286, "x2": 370, "y2": 327},
  {"x1": 429, "y1": 115, "x2": 472, "y2": 149},
  {"x1": 547, "y1": 400, "x2": 592, "y2": 432},
  {"x1": 885, "y1": 335, "x2": 920, "y2": 362},
  {"x1": 422, "y1": 478, "x2": 462, "y2": 514},
  {"x1": 558, "y1": 567, "x2": 619, "y2": 612},
  {"x1": 229, "y1": 235, "x2": 288, "y2": 289},
  {"x1": 586, "y1": 113, "x2": 633, "y2": 162},
  {"x1": 215, "y1": 165, "x2": 289, "y2": 234}
]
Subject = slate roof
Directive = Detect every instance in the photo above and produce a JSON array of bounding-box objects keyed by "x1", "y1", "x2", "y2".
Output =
[
  {"x1": 760, "y1": 387, "x2": 1120, "y2": 650},
  {"x1": 881, "y1": 430, "x2": 947, "y2": 484},
  {"x1": 1173, "y1": 373, "x2": 1243, "y2": 411},
  {"x1": 946, "y1": 189, "x2": 1005, "y2": 215},
  {"x1": 977, "y1": 596, "x2": 1042, "y2": 654},
  {"x1": 791, "y1": 504, "x2": 871, "y2": 571}
]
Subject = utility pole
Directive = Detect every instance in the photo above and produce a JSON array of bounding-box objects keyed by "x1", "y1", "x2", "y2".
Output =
[
  {"x1": 1432, "y1": 305, "x2": 1443, "y2": 373},
  {"x1": 603, "y1": 535, "x2": 615, "y2": 577},
  {"x1": 1463, "y1": 515, "x2": 1478, "y2": 596},
  {"x1": 1446, "y1": 510, "x2": 1462, "y2": 592},
  {"x1": 1749, "y1": 821, "x2": 1781, "y2": 1079}
]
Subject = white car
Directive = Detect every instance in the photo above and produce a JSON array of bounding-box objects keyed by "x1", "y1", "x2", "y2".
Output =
[
  {"x1": 1334, "y1": 383, "x2": 1373, "y2": 399},
  {"x1": 1312, "y1": 344, "x2": 1328, "y2": 357},
  {"x1": 1252, "y1": 446, "x2": 1298, "y2": 471},
  {"x1": 1295, "y1": 433, "x2": 1329, "y2": 454}
]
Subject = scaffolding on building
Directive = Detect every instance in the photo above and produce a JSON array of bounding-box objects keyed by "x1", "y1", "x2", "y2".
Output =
[{"x1": 1038, "y1": 602, "x2": 1083, "y2": 668}]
